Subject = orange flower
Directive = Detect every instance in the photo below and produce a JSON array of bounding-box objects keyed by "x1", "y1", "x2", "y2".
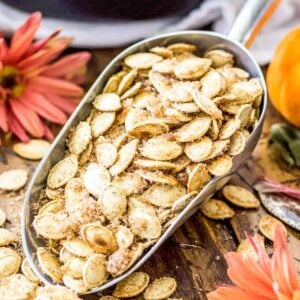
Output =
[
  {"x1": 208, "y1": 226, "x2": 300, "y2": 300},
  {"x1": 0, "y1": 12, "x2": 91, "y2": 141}
]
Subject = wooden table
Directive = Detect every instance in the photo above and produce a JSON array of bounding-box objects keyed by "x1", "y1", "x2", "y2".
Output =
[{"x1": 0, "y1": 48, "x2": 299, "y2": 299}]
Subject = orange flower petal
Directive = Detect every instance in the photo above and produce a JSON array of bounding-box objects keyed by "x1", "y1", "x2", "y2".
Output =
[
  {"x1": 7, "y1": 108, "x2": 30, "y2": 142},
  {"x1": 25, "y1": 28, "x2": 61, "y2": 57},
  {"x1": 10, "y1": 98, "x2": 44, "y2": 137},
  {"x1": 208, "y1": 286, "x2": 258, "y2": 300},
  {"x1": 43, "y1": 124, "x2": 54, "y2": 141},
  {"x1": 18, "y1": 37, "x2": 72, "y2": 71},
  {"x1": 42, "y1": 93, "x2": 79, "y2": 114},
  {"x1": 272, "y1": 225, "x2": 300, "y2": 297},
  {"x1": 7, "y1": 12, "x2": 41, "y2": 64},
  {"x1": 42, "y1": 52, "x2": 91, "y2": 79},
  {"x1": 0, "y1": 38, "x2": 8, "y2": 61},
  {"x1": 19, "y1": 90, "x2": 67, "y2": 124},
  {"x1": 27, "y1": 76, "x2": 84, "y2": 97},
  {"x1": 226, "y1": 253, "x2": 275, "y2": 299},
  {"x1": 0, "y1": 102, "x2": 8, "y2": 132}
]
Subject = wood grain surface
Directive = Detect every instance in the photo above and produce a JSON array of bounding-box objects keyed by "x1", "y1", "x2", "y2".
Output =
[{"x1": 0, "y1": 49, "x2": 299, "y2": 299}]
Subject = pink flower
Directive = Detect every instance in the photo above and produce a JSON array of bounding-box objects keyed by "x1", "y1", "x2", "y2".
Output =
[
  {"x1": 0, "y1": 12, "x2": 91, "y2": 142},
  {"x1": 208, "y1": 225, "x2": 300, "y2": 300}
]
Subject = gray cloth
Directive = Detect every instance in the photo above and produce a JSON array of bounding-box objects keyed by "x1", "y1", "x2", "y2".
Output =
[{"x1": 0, "y1": 0, "x2": 299, "y2": 65}]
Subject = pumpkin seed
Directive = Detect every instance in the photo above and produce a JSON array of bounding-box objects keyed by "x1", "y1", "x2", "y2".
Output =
[
  {"x1": 33, "y1": 212, "x2": 69, "y2": 240},
  {"x1": 142, "y1": 184, "x2": 186, "y2": 208},
  {"x1": 150, "y1": 46, "x2": 173, "y2": 58},
  {"x1": 83, "y1": 163, "x2": 111, "y2": 197},
  {"x1": 47, "y1": 155, "x2": 78, "y2": 189},
  {"x1": 208, "y1": 154, "x2": 233, "y2": 177},
  {"x1": 0, "y1": 228, "x2": 16, "y2": 246},
  {"x1": 95, "y1": 142, "x2": 117, "y2": 168},
  {"x1": 174, "y1": 57, "x2": 211, "y2": 79},
  {"x1": 117, "y1": 69, "x2": 138, "y2": 95},
  {"x1": 61, "y1": 239, "x2": 94, "y2": 257},
  {"x1": 167, "y1": 43, "x2": 196, "y2": 53},
  {"x1": 144, "y1": 277, "x2": 177, "y2": 300},
  {"x1": 35, "y1": 285, "x2": 80, "y2": 300},
  {"x1": 37, "y1": 247, "x2": 62, "y2": 283},
  {"x1": 133, "y1": 91, "x2": 156, "y2": 108},
  {"x1": 125, "y1": 53, "x2": 162, "y2": 69},
  {"x1": 109, "y1": 139, "x2": 139, "y2": 176},
  {"x1": 121, "y1": 82, "x2": 142, "y2": 100},
  {"x1": 128, "y1": 206, "x2": 161, "y2": 240},
  {"x1": 165, "y1": 81, "x2": 200, "y2": 103},
  {"x1": 213, "y1": 93, "x2": 237, "y2": 104},
  {"x1": 192, "y1": 91, "x2": 222, "y2": 119},
  {"x1": 187, "y1": 163, "x2": 211, "y2": 192},
  {"x1": 0, "y1": 247, "x2": 21, "y2": 278},
  {"x1": 152, "y1": 58, "x2": 178, "y2": 74},
  {"x1": 228, "y1": 131, "x2": 246, "y2": 155},
  {"x1": 204, "y1": 49, "x2": 234, "y2": 68},
  {"x1": 137, "y1": 170, "x2": 179, "y2": 186},
  {"x1": 184, "y1": 137, "x2": 213, "y2": 162},
  {"x1": 100, "y1": 185, "x2": 127, "y2": 220},
  {"x1": 222, "y1": 185, "x2": 260, "y2": 208},
  {"x1": 114, "y1": 225, "x2": 134, "y2": 249},
  {"x1": 218, "y1": 67, "x2": 249, "y2": 86},
  {"x1": 112, "y1": 172, "x2": 146, "y2": 196},
  {"x1": 259, "y1": 214, "x2": 287, "y2": 241},
  {"x1": 103, "y1": 72, "x2": 124, "y2": 94},
  {"x1": 173, "y1": 102, "x2": 200, "y2": 113},
  {"x1": 125, "y1": 108, "x2": 150, "y2": 132},
  {"x1": 91, "y1": 112, "x2": 116, "y2": 138},
  {"x1": 207, "y1": 118, "x2": 220, "y2": 140},
  {"x1": 200, "y1": 70, "x2": 226, "y2": 98},
  {"x1": 219, "y1": 118, "x2": 240, "y2": 140},
  {"x1": 134, "y1": 159, "x2": 178, "y2": 171},
  {"x1": 93, "y1": 93, "x2": 121, "y2": 112},
  {"x1": 229, "y1": 78, "x2": 263, "y2": 104},
  {"x1": 127, "y1": 119, "x2": 169, "y2": 138},
  {"x1": 205, "y1": 139, "x2": 230, "y2": 160},
  {"x1": 45, "y1": 187, "x2": 63, "y2": 200},
  {"x1": 83, "y1": 254, "x2": 108, "y2": 289},
  {"x1": 219, "y1": 103, "x2": 241, "y2": 114},
  {"x1": 38, "y1": 199, "x2": 64, "y2": 216},
  {"x1": 81, "y1": 223, "x2": 117, "y2": 254},
  {"x1": 0, "y1": 274, "x2": 37, "y2": 300},
  {"x1": 68, "y1": 122, "x2": 91, "y2": 155},
  {"x1": 140, "y1": 135, "x2": 182, "y2": 161},
  {"x1": 0, "y1": 169, "x2": 28, "y2": 191},
  {"x1": 235, "y1": 104, "x2": 252, "y2": 128},
  {"x1": 237, "y1": 236, "x2": 264, "y2": 259},
  {"x1": 107, "y1": 243, "x2": 144, "y2": 277},
  {"x1": 65, "y1": 178, "x2": 89, "y2": 215},
  {"x1": 21, "y1": 259, "x2": 39, "y2": 283},
  {"x1": 175, "y1": 117, "x2": 211, "y2": 142},
  {"x1": 63, "y1": 275, "x2": 88, "y2": 293},
  {"x1": 165, "y1": 107, "x2": 193, "y2": 122},
  {"x1": 61, "y1": 256, "x2": 86, "y2": 279},
  {"x1": 201, "y1": 199, "x2": 234, "y2": 219},
  {"x1": 113, "y1": 271, "x2": 149, "y2": 298},
  {"x1": 59, "y1": 248, "x2": 74, "y2": 264},
  {"x1": 13, "y1": 139, "x2": 50, "y2": 160}
]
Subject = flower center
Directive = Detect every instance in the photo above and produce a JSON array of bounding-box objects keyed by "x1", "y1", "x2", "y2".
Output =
[{"x1": 0, "y1": 66, "x2": 24, "y2": 101}]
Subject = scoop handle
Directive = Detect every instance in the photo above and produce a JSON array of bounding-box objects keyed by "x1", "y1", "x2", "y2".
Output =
[{"x1": 228, "y1": 0, "x2": 275, "y2": 45}]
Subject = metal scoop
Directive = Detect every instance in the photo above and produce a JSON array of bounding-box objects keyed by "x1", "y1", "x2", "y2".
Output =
[{"x1": 22, "y1": 0, "x2": 270, "y2": 293}]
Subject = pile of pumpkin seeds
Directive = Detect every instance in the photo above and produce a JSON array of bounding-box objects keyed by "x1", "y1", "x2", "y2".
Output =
[{"x1": 31, "y1": 42, "x2": 263, "y2": 292}]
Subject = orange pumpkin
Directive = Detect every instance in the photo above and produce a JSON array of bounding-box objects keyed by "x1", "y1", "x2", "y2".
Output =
[{"x1": 267, "y1": 27, "x2": 300, "y2": 127}]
